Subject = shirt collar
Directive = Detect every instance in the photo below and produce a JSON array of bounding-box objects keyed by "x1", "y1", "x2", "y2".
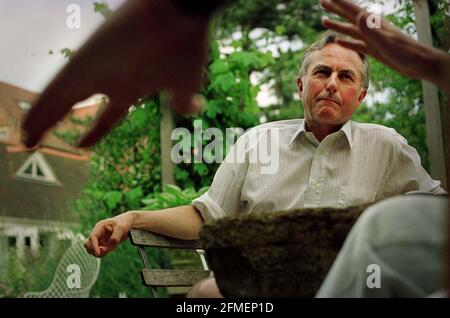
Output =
[
  {"x1": 288, "y1": 119, "x2": 353, "y2": 148},
  {"x1": 288, "y1": 120, "x2": 307, "y2": 146},
  {"x1": 340, "y1": 120, "x2": 353, "y2": 148}
]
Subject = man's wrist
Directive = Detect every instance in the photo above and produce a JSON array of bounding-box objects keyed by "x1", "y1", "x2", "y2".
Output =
[{"x1": 123, "y1": 211, "x2": 139, "y2": 228}]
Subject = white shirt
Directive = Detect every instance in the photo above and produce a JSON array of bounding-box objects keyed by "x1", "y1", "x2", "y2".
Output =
[{"x1": 192, "y1": 119, "x2": 445, "y2": 222}]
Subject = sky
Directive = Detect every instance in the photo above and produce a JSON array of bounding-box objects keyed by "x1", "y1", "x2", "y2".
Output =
[{"x1": 0, "y1": 0, "x2": 125, "y2": 93}]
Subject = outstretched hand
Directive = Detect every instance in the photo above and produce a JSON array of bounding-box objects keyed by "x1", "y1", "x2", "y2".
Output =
[
  {"x1": 23, "y1": 0, "x2": 209, "y2": 148},
  {"x1": 319, "y1": 0, "x2": 447, "y2": 85}
]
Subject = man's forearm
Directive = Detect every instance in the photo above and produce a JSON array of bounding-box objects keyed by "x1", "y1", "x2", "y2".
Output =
[{"x1": 126, "y1": 205, "x2": 204, "y2": 240}]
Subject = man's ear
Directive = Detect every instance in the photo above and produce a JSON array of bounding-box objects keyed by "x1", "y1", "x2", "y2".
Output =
[
  {"x1": 358, "y1": 88, "x2": 367, "y2": 104},
  {"x1": 297, "y1": 77, "x2": 303, "y2": 99}
]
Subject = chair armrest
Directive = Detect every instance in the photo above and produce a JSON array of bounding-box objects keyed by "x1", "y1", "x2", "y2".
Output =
[{"x1": 129, "y1": 229, "x2": 204, "y2": 249}]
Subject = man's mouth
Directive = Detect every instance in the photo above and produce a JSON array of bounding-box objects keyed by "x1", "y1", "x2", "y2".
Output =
[{"x1": 318, "y1": 98, "x2": 339, "y2": 105}]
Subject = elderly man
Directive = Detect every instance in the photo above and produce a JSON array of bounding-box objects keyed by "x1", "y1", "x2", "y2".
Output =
[{"x1": 83, "y1": 30, "x2": 444, "y2": 297}]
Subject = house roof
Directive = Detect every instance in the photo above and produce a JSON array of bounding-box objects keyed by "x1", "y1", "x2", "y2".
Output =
[
  {"x1": 0, "y1": 81, "x2": 36, "y2": 121},
  {"x1": 0, "y1": 81, "x2": 102, "y2": 222},
  {"x1": 0, "y1": 145, "x2": 89, "y2": 222}
]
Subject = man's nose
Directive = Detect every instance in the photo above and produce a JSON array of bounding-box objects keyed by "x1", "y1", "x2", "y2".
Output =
[{"x1": 325, "y1": 73, "x2": 338, "y2": 93}]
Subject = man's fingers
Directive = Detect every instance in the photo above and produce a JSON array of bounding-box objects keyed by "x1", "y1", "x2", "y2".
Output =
[
  {"x1": 22, "y1": 87, "x2": 94, "y2": 148},
  {"x1": 88, "y1": 220, "x2": 112, "y2": 256},
  {"x1": 77, "y1": 99, "x2": 129, "y2": 147},
  {"x1": 88, "y1": 234, "x2": 101, "y2": 257},
  {"x1": 335, "y1": 38, "x2": 369, "y2": 55},
  {"x1": 84, "y1": 221, "x2": 117, "y2": 257},
  {"x1": 320, "y1": 0, "x2": 363, "y2": 22},
  {"x1": 355, "y1": 10, "x2": 389, "y2": 43},
  {"x1": 98, "y1": 246, "x2": 110, "y2": 258},
  {"x1": 84, "y1": 239, "x2": 92, "y2": 254},
  {"x1": 321, "y1": 17, "x2": 363, "y2": 40}
]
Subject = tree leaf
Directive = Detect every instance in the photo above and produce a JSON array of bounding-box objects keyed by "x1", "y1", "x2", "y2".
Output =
[{"x1": 103, "y1": 191, "x2": 122, "y2": 210}]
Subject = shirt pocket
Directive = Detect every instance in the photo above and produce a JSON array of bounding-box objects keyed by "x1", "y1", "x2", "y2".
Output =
[{"x1": 338, "y1": 185, "x2": 376, "y2": 208}]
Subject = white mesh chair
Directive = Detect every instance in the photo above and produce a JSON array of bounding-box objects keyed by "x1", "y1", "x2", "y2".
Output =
[{"x1": 23, "y1": 235, "x2": 101, "y2": 298}]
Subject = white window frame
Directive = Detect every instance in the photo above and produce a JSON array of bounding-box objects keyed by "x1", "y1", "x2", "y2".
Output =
[
  {"x1": 0, "y1": 126, "x2": 9, "y2": 141},
  {"x1": 17, "y1": 100, "x2": 32, "y2": 112},
  {"x1": 15, "y1": 152, "x2": 60, "y2": 185}
]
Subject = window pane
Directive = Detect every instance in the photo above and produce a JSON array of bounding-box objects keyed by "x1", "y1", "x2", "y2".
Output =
[
  {"x1": 8, "y1": 237, "x2": 16, "y2": 248},
  {"x1": 24, "y1": 164, "x2": 33, "y2": 175},
  {"x1": 36, "y1": 165, "x2": 44, "y2": 177}
]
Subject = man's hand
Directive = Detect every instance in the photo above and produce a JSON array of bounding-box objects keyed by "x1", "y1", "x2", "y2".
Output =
[
  {"x1": 22, "y1": 0, "x2": 209, "y2": 148},
  {"x1": 319, "y1": 0, "x2": 445, "y2": 83},
  {"x1": 84, "y1": 212, "x2": 136, "y2": 258}
]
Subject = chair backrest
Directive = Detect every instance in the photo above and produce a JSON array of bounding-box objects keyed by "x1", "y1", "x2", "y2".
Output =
[
  {"x1": 129, "y1": 229, "x2": 211, "y2": 298},
  {"x1": 23, "y1": 236, "x2": 101, "y2": 298}
]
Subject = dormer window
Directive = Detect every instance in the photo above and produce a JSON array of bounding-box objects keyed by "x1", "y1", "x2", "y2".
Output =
[
  {"x1": 0, "y1": 126, "x2": 9, "y2": 141},
  {"x1": 18, "y1": 100, "x2": 31, "y2": 112},
  {"x1": 16, "y1": 152, "x2": 60, "y2": 185}
]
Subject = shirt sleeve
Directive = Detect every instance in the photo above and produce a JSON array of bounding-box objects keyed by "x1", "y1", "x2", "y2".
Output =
[
  {"x1": 382, "y1": 134, "x2": 446, "y2": 196},
  {"x1": 192, "y1": 134, "x2": 249, "y2": 222}
]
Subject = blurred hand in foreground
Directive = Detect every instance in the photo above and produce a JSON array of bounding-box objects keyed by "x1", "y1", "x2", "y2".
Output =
[
  {"x1": 320, "y1": 0, "x2": 450, "y2": 94},
  {"x1": 23, "y1": 0, "x2": 210, "y2": 148}
]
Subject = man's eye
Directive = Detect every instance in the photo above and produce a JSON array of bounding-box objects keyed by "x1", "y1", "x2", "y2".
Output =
[
  {"x1": 341, "y1": 74, "x2": 353, "y2": 81},
  {"x1": 315, "y1": 70, "x2": 329, "y2": 76}
]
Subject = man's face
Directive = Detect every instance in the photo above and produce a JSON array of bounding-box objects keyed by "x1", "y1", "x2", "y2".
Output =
[{"x1": 297, "y1": 43, "x2": 367, "y2": 128}]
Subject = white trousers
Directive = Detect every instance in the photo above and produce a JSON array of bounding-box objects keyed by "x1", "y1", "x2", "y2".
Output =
[{"x1": 316, "y1": 195, "x2": 448, "y2": 297}]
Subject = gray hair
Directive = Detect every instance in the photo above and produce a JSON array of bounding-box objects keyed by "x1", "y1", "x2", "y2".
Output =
[{"x1": 299, "y1": 31, "x2": 370, "y2": 89}]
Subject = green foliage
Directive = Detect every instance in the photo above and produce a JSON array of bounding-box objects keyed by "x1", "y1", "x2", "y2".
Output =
[
  {"x1": 173, "y1": 37, "x2": 270, "y2": 189},
  {"x1": 60, "y1": 48, "x2": 74, "y2": 59},
  {"x1": 88, "y1": 97, "x2": 162, "y2": 198},
  {"x1": 142, "y1": 184, "x2": 208, "y2": 210},
  {"x1": 103, "y1": 191, "x2": 122, "y2": 210},
  {"x1": 214, "y1": 0, "x2": 325, "y2": 124},
  {"x1": 94, "y1": 2, "x2": 113, "y2": 19},
  {"x1": 52, "y1": 129, "x2": 81, "y2": 147},
  {"x1": 1, "y1": 242, "x2": 69, "y2": 297},
  {"x1": 216, "y1": 0, "x2": 323, "y2": 43},
  {"x1": 125, "y1": 187, "x2": 144, "y2": 210},
  {"x1": 51, "y1": 114, "x2": 95, "y2": 147}
]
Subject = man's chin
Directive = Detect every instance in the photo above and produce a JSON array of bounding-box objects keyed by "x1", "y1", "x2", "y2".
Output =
[{"x1": 316, "y1": 108, "x2": 339, "y2": 123}]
